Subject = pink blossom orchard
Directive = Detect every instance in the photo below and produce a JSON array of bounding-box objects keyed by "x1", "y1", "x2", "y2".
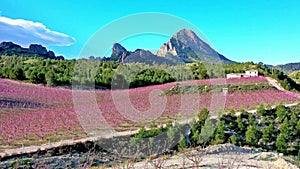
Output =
[{"x1": 0, "y1": 77, "x2": 299, "y2": 144}]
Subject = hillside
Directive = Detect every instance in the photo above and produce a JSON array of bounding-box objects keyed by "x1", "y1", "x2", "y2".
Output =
[
  {"x1": 274, "y1": 62, "x2": 300, "y2": 74},
  {"x1": 289, "y1": 70, "x2": 300, "y2": 83},
  {"x1": 0, "y1": 41, "x2": 64, "y2": 60}
]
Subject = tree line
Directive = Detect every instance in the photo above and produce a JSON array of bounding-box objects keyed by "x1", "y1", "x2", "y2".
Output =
[{"x1": 0, "y1": 55, "x2": 299, "y2": 91}]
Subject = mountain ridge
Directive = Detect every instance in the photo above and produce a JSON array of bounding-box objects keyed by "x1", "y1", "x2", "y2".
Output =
[
  {"x1": 110, "y1": 29, "x2": 234, "y2": 65},
  {"x1": 0, "y1": 41, "x2": 64, "y2": 60},
  {"x1": 274, "y1": 62, "x2": 300, "y2": 75}
]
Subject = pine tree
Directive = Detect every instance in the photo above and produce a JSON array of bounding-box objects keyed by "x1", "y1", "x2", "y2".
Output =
[
  {"x1": 257, "y1": 105, "x2": 266, "y2": 117},
  {"x1": 246, "y1": 125, "x2": 259, "y2": 147},
  {"x1": 279, "y1": 118, "x2": 290, "y2": 139},
  {"x1": 178, "y1": 134, "x2": 187, "y2": 151},
  {"x1": 296, "y1": 121, "x2": 300, "y2": 135},
  {"x1": 276, "y1": 133, "x2": 287, "y2": 154},
  {"x1": 261, "y1": 124, "x2": 275, "y2": 146},
  {"x1": 275, "y1": 105, "x2": 287, "y2": 123},
  {"x1": 248, "y1": 114, "x2": 256, "y2": 126},
  {"x1": 236, "y1": 115, "x2": 246, "y2": 133},
  {"x1": 229, "y1": 135, "x2": 238, "y2": 145},
  {"x1": 213, "y1": 120, "x2": 226, "y2": 144}
]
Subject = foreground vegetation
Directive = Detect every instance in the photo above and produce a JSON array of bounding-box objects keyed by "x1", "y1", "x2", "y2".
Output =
[
  {"x1": 2, "y1": 105, "x2": 300, "y2": 168},
  {"x1": 130, "y1": 104, "x2": 300, "y2": 158}
]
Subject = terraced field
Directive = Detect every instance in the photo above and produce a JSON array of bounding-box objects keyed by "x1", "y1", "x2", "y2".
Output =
[{"x1": 0, "y1": 76, "x2": 299, "y2": 150}]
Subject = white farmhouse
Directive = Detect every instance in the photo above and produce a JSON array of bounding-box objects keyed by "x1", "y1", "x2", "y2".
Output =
[
  {"x1": 245, "y1": 70, "x2": 258, "y2": 77},
  {"x1": 226, "y1": 73, "x2": 245, "y2": 79},
  {"x1": 226, "y1": 70, "x2": 258, "y2": 79}
]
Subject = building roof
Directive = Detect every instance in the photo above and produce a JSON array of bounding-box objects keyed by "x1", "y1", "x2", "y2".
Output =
[{"x1": 227, "y1": 73, "x2": 245, "y2": 75}]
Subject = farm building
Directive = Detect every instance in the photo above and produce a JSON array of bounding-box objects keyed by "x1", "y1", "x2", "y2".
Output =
[
  {"x1": 226, "y1": 70, "x2": 258, "y2": 79},
  {"x1": 245, "y1": 70, "x2": 259, "y2": 77}
]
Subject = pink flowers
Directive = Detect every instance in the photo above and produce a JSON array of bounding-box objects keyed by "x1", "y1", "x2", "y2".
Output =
[{"x1": 0, "y1": 76, "x2": 299, "y2": 145}]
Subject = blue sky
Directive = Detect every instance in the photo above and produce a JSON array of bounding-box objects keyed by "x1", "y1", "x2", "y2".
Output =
[{"x1": 0, "y1": 0, "x2": 300, "y2": 65}]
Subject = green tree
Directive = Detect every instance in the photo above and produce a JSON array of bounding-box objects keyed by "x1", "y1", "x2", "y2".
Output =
[
  {"x1": 257, "y1": 105, "x2": 266, "y2": 117},
  {"x1": 192, "y1": 108, "x2": 210, "y2": 137},
  {"x1": 212, "y1": 120, "x2": 226, "y2": 144},
  {"x1": 178, "y1": 134, "x2": 187, "y2": 151},
  {"x1": 198, "y1": 108, "x2": 209, "y2": 126},
  {"x1": 198, "y1": 119, "x2": 216, "y2": 145},
  {"x1": 229, "y1": 135, "x2": 238, "y2": 145},
  {"x1": 276, "y1": 133, "x2": 287, "y2": 154},
  {"x1": 296, "y1": 121, "x2": 300, "y2": 135},
  {"x1": 45, "y1": 70, "x2": 55, "y2": 86},
  {"x1": 275, "y1": 105, "x2": 287, "y2": 123},
  {"x1": 9, "y1": 67, "x2": 25, "y2": 80},
  {"x1": 248, "y1": 114, "x2": 256, "y2": 126},
  {"x1": 261, "y1": 124, "x2": 275, "y2": 145},
  {"x1": 279, "y1": 118, "x2": 291, "y2": 139},
  {"x1": 236, "y1": 115, "x2": 246, "y2": 134},
  {"x1": 245, "y1": 125, "x2": 259, "y2": 147}
]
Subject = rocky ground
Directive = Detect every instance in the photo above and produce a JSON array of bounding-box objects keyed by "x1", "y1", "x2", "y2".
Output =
[
  {"x1": 1, "y1": 143, "x2": 299, "y2": 169},
  {"x1": 130, "y1": 144, "x2": 299, "y2": 169}
]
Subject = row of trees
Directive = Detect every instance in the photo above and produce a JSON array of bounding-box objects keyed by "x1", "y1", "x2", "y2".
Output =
[
  {"x1": 131, "y1": 105, "x2": 300, "y2": 160},
  {"x1": 1, "y1": 55, "x2": 299, "y2": 91},
  {"x1": 177, "y1": 105, "x2": 300, "y2": 158}
]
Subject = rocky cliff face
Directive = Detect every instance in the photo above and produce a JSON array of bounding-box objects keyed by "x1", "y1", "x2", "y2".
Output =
[
  {"x1": 29, "y1": 44, "x2": 48, "y2": 55},
  {"x1": 110, "y1": 43, "x2": 129, "y2": 62},
  {"x1": 157, "y1": 29, "x2": 233, "y2": 63},
  {"x1": 110, "y1": 43, "x2": 179, "y2": 65},
  {"x1": 0, "y1": 41, "x2": 64, "y2": 60},
  {"x1": 0, "y1": 42, "x2": 21, "y2": 50}
]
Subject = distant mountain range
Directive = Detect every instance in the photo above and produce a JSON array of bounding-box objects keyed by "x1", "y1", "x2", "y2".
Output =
[
  {"x1": 12, "y1": 29, "x2": 300, "y2": 66},
  {"x1": 0, "y1": 42, "x2": 64, "y2": 60},
  {"x1": 109, "y1": 29, "x2": 234, "y2": 65},
  {"x1": 0, "y1": 29, "x2": 234, "y2": 64}
]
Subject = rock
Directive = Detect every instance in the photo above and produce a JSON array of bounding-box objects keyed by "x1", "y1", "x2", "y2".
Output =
[
  {"x1": 273, "y1": 158, "x2": 299, "y2": 169},
  {"x1": 204, "y1": 143, "x2": 258, "y2": 154},
  {"x1": 46, "y1": 51, "x2": 56, "y2": 59},
  {"x1": 110, "y1": 43, "x2": 129, "y2": 62},
  {"x1": 157, "y1": 29, "x2": 233, "y2": 64},
  {"x1": 56, "y1": 55, "x2": 65, "y2": 60},
  {"x1": 29, "y1": 44, "x2": 48, "y2": 55},
  {"x1": 0, "y1": 41, "x2": 64, "y2": 60},
  {"x1": 0, "y1": 41, "x2": 21, "y2": 49},
  {"x1": 157, "y1": 41, "x2": 177, "y2": 57},
  {"x1": 109, "y1": 43, "x2": 178, "y2": 65}
]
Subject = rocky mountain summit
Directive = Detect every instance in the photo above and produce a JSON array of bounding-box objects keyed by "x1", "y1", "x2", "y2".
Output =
[
  {"x1": 110, "y1": 29, "x2": 233, "y2": 65},
  {"x1": 157, "y1": 29, "x2": 233, "y2": 63},
  {"x1": 0, "y1": 41, "x2": 64, "y2": 60}
]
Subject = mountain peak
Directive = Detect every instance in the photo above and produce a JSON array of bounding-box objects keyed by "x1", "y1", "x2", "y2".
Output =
[
  {"x1": 157, "y1": 29, "x2": 233, "y2": 63},
  {"x1": 173, "y1": 29, "x2": 198, "y2": 40},
  {"x1": 110, "y1": 43, "x2": 129, "y2": 62}
]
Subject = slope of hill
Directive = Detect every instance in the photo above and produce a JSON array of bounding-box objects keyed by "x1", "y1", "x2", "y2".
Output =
[
  {"x1": 289, "y1": 70, "x2": 300, "y2": 83},
  {"x1": 274, "y1": 62, "x2": 300, "y2": 74},
  {"x1": 110, "y1": 29, "x2": 233, "y2": 65},
  {"x1": 0, "y1": 41, "x2": 64, "y2": 60}
]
